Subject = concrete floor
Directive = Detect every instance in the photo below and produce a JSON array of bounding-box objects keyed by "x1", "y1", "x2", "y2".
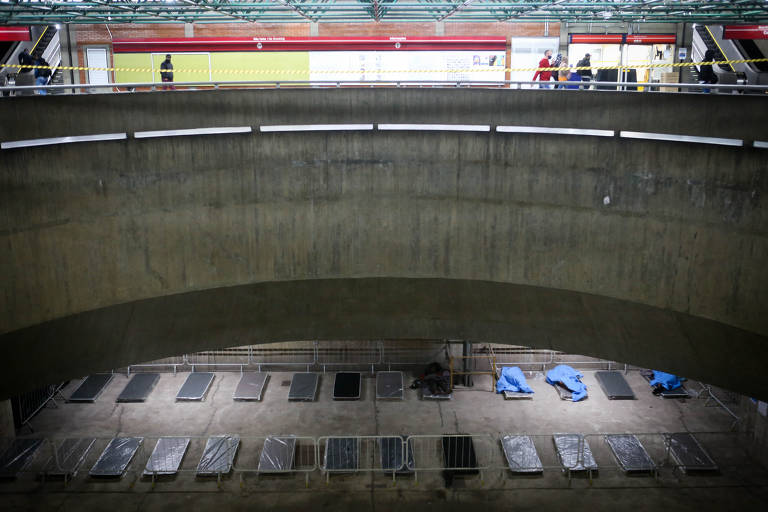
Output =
[{"x1": 3, "y1": 370, "x2": 768, "y2": 511}]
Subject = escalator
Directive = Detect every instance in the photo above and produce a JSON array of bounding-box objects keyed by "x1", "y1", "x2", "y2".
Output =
[
  {"x1": 693, "y1": 25, "x2": 735, "y2": 73},
  {"x1": 1, "y1": 25, "x2": 61, "y2": 95},
  {"x1": 0, "y1": 41, "x2": 15, "y2": 63},
  {"x1": 31, "y1": 26, "x2": 56, "y2": 60},
  {"x1": 692, "y1": 24, "x2": 768, "y2": 87},
  {"x1": 733, "y1": 39, "x2": 768, "y2": 72}
]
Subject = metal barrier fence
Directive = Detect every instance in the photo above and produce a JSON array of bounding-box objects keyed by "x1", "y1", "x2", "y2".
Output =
[
  {"x1": 381, "y1": 340, "x2": 448, "y2": 369},
  {"x1": 16, "y1": 435, "x2": 319, "y2": 487},
  {"x1": 12, "y1": 382, "x2": 66, "y2": 433},
  {"x1": 250, "y1": 342, "x2": 318, "y2": 371},
  {"x1": 91, "y1": 342, "x2": 720, "y2": 382},
  {"x1": 318, "y1": 435, "x2": 410, "y2": 483},
  {"x1": 316, "y1": 341, "x2": 383, "y2": 374},
  {"x1": 186, "y1": 347, "x2": 251, "y2": 373},
  {"x1": 2, "y1": 431, "x2": 766, "y2": 490},
  {"x1": 405, "y1": 434, "x2": 496, "y2": 483}
]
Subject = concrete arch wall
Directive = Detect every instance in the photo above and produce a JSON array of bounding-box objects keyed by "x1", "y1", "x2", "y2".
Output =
[
  {"x1": 1, "y1": 88, "x2": 766, "y2": 397},
  {"x1": 1, "y1": 278, "x2": 767, "y2": 400}
]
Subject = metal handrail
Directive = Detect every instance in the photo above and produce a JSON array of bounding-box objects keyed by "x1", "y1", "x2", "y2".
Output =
[
  {"x1": 2, "y1": 79, "x2": 768, "y2": 95},
  {"x1": 250, "y1": 342, "x2": 318, "y2": 372}
]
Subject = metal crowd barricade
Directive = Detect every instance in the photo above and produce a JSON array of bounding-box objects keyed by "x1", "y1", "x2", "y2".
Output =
[
  {"x1": 662, "y1": 431, "x2": 764, "y2": 480},
  {"x1": 488, "y1": 346, "x2": 555, "y2": 372},
  {"x1": 552, "y1": 353, "x2": 616, "y2": 371},
  {"x1": 14, "y1": 382, "x2": 67, "y2": 433},
  {"x1": 496, "y1": 433, "x2": 600, "y2": 485},
  {"x1": 380, "y1": 340, "x2": 449, "y2": 369},
  {"x1": 316, "y1": 340, "x2": 383, "y2": 374},
  {"x1": 584, "y1": 433, "x2": 658, "y2": 481},
  {"x1": 405, "y1": 434, "x2": 494, "y2": 484},
  {"x1": 318, "y1": 435, "x2": 406, "y2": 484},
  {"x1": 185, "y1": 347, "x2": 251, "y2": 373},
  {"x1": 11, "y1": 432, "x2": 767, "y2": 490},
  {"x1": 233, "y1": 435, "x2": 317, "y2": 487},
  {"x1": 126, "y1": 355, "x2": 187, "y2": 376},
  {"x1": 250, "y1": 341, "x2": 318, "y2": 372}
]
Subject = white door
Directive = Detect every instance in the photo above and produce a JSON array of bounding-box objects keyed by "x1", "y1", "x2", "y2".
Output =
[{"x1": 86, "y1": 48, "x2": 109, "y2": 85}]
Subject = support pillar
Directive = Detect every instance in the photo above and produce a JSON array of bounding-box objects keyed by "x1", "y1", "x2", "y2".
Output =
[
  {"x1": 0, "y1": 400, "x2": 14, "y2": 438},
  {"x1": 462, "y1": 341, "x2": 473, "y2": 387}
]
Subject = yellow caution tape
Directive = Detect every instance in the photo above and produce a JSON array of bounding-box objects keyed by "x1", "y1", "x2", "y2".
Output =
[{"x1": 2, "y1": 58, "x2": 766, "y2": 77}]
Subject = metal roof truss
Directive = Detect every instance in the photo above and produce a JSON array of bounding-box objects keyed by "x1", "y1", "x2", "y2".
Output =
[{"x1": 0, "y1": 1, "x2": 766, "y2": 25}]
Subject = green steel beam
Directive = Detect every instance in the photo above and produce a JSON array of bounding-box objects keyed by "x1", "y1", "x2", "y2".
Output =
[{"x1": 0, "y1": 0, "x2": 766, "y2": 24}]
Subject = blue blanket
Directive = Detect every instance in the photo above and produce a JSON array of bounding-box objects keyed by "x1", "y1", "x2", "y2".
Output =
[
  {"x1": 496, "y1": 366, "x2": 534, "y2": 394},
  {"x1": 649, "y1": 370, "x2": 684, "y2": 391},
  {"x1": 546, "y1": 365, "x2": 587, "y2": 401}
]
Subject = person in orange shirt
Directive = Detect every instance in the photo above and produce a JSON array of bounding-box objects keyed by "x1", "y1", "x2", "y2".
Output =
[
  {"x1": 532, "y1": 49, "x2": 554, "y2": 88},
  {"x1": 557, "y1": 56, "x2": 570, "y2": 88}
]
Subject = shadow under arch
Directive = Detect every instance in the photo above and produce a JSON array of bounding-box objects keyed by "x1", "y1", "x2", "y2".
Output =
[{"x1": 2, "y1": 277, "x2": 766, "y2": 400}]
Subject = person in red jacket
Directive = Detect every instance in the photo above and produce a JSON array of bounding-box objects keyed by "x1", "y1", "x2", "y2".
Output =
[{"x1": 532, "y1": 49, "x2": 554, "y2": 88}]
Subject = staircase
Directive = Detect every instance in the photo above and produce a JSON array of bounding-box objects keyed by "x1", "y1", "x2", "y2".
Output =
[{"x1": 681, "y1": 61, "x2": 699, "y2": 84}]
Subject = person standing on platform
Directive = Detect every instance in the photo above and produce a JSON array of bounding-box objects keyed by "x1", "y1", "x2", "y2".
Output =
[
  {"x1": 15, "y1": 49, "x2": 35, "y2": 94},
  {"x1": 532, "y1": 49, "x2": 554, "y2": 88},
  {"x1": 557, "y1": 56, "x2": 570, "y2": 88},
  {"x1": 698, "y1": 49, "x2": 718, "y2": 93},
  {"x1": 577, "y1": 53, "x2": 593, "y2": 89},
  {"x1": 34, "y1": 56, "x2": 51, "y2": 95},
  {"x1": 160, "y1": 54, "x2": 174, "y2": 90}
]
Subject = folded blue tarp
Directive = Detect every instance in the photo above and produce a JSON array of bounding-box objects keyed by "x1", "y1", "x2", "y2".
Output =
[
  {"x1": 546, "y1": 365, "x2": 588, "y2": 402},
  {"x1": 496, "y1": 367, "x2": 534, "y2": 394},
  {"x1": 649, "y1": 370, "x2": 684, "y2": 391}
]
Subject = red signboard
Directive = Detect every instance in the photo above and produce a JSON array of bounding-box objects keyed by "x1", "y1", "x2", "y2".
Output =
[
  {"x1": 569, "y1": 34, "x2": 624, "y2": 44},
  {"x1": 112, "y1": 36, "x2": 507, "y2": 53},
  {"x1": 0, "y1": 26, "x2": 31, "y2": 42},
  {"x1": 625, "y1": 34, "x2": 676, "y2": 45},
  {"x1": 723, "y1": 25, "x2": 768, "y2": 40}
]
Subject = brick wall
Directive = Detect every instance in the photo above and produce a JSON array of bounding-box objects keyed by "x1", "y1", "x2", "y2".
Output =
[
  {"x1": 444, "y1": 22, "x2": 559, "y2": 37},
  {"x1": 317, "y1": 22, "x2": 436, "y2": 37}
]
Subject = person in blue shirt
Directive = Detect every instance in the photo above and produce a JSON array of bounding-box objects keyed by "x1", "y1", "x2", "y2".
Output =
[{"x1": 33, "y1": 57, "x2": 51, "y2": 95}]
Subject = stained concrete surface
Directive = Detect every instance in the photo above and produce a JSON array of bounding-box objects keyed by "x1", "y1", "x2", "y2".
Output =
[
  {"x1": 3, "y1": 370, "x2": 767, "y2": 511},
  {"x1": 2, "y1": 90, "x2": 767, "y2": 403}
]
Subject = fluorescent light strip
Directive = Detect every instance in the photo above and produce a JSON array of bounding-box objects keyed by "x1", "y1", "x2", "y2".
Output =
[
  {"x1": 1, "y1": 133, "x2": 127, "y2": 150},
  {"x1": 134, "y1": 126, "x2": 252, "y2": 139},
  {"x1": 620, "y1": 131, "x2": 743, "y2": 147},
  {"x1": 496, "y1": 126, "x2": 614, "y2": 137},
  {"x1": 260, "y1": 124, "x2": 373, "y2": 132},
  {"x1": 753, "y1": 141, "x2": 768, "y2": 149},
  {"x1": 378, "y1": 124, "x2": 491, "y2": 132}
]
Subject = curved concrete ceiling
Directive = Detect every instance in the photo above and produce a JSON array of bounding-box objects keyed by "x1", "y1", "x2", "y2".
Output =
[{"x1": 1, "y1": 277, "x2": 767, "y2": 400}]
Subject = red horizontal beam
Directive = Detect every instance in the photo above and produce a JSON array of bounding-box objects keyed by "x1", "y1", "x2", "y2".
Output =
[
  {"x1": 625, "y1": 34, "x2": 676, "y2": 45},
  {"x1": 0, "y1": 26, "x2": 30, "y2": 42},
  {"x1": 570, "y1": 34, "x2": 676, "y2": 45},
  {"x1": 569, "y1": 34, "x2": 624, "y2": 44},
  {"x1": 723, "y1": 25, "x2": 768, "y2": 40},
  {"x1": 112, "y1": 36, "x2": 508, "y2": 53}
]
